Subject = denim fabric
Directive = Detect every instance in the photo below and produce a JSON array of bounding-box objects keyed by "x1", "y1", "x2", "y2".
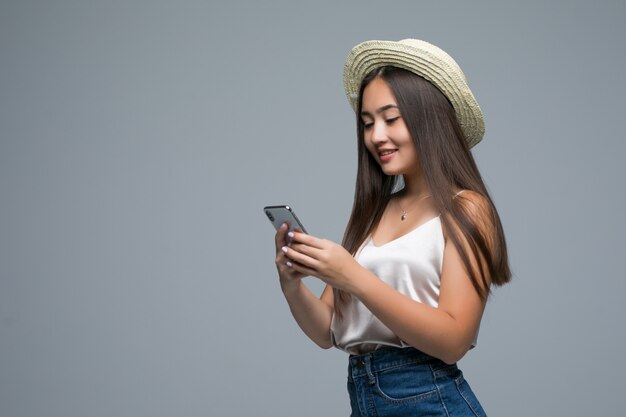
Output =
[{"x1": 346, "y1": 347, "x2": 487, "y2": 417}]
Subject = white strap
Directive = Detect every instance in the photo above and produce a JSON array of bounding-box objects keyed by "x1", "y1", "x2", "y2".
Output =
[{"x1": 453, "y1": 190, "x2": 466, "y2": 199}]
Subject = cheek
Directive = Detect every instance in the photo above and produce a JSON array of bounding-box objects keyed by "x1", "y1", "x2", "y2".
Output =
[{"x1": 397, "y1": 129, "x2": 415, "y2": 149}]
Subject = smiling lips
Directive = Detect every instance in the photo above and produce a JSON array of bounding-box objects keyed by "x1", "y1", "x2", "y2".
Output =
[{"x1": 378, "y1": 149, "x2": 398, "y2": 162}]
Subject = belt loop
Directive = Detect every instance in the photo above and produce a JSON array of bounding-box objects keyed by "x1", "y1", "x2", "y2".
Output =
[{"x1": 364, "y1": 355, "x2": 375, "y2": 385}]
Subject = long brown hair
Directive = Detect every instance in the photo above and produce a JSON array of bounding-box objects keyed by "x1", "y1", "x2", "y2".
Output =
[{"x1": 335, "y1": 66, "x2": 511, "y2": 318}]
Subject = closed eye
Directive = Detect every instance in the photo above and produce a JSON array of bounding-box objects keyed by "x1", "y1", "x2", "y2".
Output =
[{"x1": 362, "y1": 116, "x2": 400, "y2": 130}]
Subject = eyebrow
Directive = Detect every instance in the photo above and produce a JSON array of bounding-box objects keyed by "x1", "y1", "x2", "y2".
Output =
[{"x1": 360, "y1": 104, "x2": 399, "y2": 117}]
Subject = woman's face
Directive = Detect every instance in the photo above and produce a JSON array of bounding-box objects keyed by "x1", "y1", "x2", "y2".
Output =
[{"x1": 360, "y1": 77, "x2": 420, "y2": 178}]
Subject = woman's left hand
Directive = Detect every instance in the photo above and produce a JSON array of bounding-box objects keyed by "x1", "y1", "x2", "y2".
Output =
[{"x1": 281, "y1": 231, "x2": 359, "y2": 292}]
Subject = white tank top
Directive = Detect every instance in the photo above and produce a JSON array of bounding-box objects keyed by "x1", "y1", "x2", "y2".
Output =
[{"x1": 330, "y1": 190, "x2": 477, "y2": 354}]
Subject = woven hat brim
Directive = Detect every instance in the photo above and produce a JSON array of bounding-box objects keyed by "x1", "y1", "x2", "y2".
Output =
[{"x1": 344, "y1": 40, "x2": 484, "y2": 148}]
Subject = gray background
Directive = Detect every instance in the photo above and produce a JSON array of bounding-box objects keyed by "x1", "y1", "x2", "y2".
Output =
[{"x1": 1, "y1": 0, "x2": 624, "y2": 416}]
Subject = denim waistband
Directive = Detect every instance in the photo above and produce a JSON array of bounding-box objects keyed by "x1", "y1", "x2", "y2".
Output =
[{"x1": 348, "y1": 346, "x2": 445, "y2": 380}]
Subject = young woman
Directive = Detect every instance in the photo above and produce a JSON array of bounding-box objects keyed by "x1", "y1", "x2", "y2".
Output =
[{"x1": 274, "y1": 39, "x2": 512, "y2": 416}]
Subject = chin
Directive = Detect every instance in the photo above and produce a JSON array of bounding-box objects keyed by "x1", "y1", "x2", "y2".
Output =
[{"x1": 379, "y1": 165, "x2": 403, "y2": 176}]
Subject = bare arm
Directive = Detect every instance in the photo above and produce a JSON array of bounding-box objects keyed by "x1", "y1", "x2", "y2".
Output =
[
  {"x1": 280, "y1": 282, "x2": 334, "y2": 349},
  {"x1": 274, "y1": 223, "x2": 335, "y2": 349}
]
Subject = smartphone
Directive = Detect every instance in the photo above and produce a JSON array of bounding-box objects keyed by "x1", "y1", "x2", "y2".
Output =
[{"x1": 263, "y1": 205, "x2": 308, "y2": 235}]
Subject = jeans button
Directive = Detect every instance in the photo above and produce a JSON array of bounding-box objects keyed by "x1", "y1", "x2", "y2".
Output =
[{"x1": 356, "y1": 360, "x2": 365, "y2": 369}]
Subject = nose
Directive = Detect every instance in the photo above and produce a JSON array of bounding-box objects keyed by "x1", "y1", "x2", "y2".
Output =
[{"x1": 371, "y1": 120, "x2": 388, "y2": 144}]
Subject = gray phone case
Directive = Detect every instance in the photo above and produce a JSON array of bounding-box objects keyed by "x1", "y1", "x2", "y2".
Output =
[{"x1": 263, "y1": 205, "x2": 308, "y2": 234}]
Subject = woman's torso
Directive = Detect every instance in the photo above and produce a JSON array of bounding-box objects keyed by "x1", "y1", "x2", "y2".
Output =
[{"x1": 330, "y1": 190, "x2": 475, "y2": 354}]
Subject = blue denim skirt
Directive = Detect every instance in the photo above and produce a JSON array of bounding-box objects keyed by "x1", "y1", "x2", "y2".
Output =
[{"x1": 347, "y1": 347, "x2": 487, "y2": 417}]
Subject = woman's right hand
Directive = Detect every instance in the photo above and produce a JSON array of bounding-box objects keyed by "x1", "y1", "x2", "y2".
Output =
[{"x1": 275, "y1": 223, "x2": 307, "y2": 293}]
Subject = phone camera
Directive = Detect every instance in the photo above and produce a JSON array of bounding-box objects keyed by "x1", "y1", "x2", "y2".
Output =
[{"x1": 265, "y1": 210, "x2": 275, "y2": 222}]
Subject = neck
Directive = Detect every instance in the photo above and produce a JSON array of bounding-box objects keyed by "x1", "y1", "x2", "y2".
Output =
[{"x1": 402, "y1": 174, "x2": 430, "y2": 197}]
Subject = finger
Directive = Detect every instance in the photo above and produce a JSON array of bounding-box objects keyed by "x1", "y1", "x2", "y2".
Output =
[
  {"x1": 289, "y1": 242, "x2": 322, "y2": 259},
  {"x1": 281, "y1": 245, "x2": 318, "y2": 269},
  {"x1": 288, "y1": 260, "x2": 319, "y2": 278},
  {"x1": 275, "y1": 250, "x2": 294, "y2": 270},
  {"x1": 276, "y1": 253, "x2": 304, "y2": 278},
  {"x1": 274, "y1": 223, "x2": 289, "y2": 248},
  {"x1": 281, "y1": 262, "x2": 306, "y2": 280},
  {"x1": 275, "y1": 251, "x2": 286, "y2": 269},
  {"x1": 288, "y1": 231, "x2": 325, "y2": 249}
]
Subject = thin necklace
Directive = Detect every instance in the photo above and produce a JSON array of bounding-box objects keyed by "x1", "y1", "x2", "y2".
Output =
[{"x1": 397, "y1": 193, "x2": 432, "y2": 221}]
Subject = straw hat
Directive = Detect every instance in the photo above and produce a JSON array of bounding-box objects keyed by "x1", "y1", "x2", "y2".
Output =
[{"x1": 343, "y1": 39, "x2": 484, "y2": 148}]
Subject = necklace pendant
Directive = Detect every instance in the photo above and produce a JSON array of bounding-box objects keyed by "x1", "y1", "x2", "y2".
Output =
[{"x1": 401, "y1": 212, "x2": 407, "y2": 221}]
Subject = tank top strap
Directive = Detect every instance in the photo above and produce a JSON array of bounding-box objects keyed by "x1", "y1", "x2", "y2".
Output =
[{"x1": 436, "y1": 190, "x2": 466, "y2": 218}]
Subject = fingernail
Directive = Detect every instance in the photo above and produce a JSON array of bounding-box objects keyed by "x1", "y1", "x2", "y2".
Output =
[
  {"x1": 282, "y1": 223, "x2": 288, "y2": 229},
  {"x1": 281, "y1": 246, "x2": 288, "y2": 253},
  {"x1": 287, "y1": 232, "x2": 294, "y2": 238},
  {"x1": 286, "y1": 261, "x2": 292, "y2": 267}
]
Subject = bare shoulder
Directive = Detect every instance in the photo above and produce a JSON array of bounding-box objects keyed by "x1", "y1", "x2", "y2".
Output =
[
  {"x1": 455, "y1": 190, "x2": 492, "y2": 220},
  {"x1": 444, "y1": 190, "x2": 496, "y2": 250}
]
